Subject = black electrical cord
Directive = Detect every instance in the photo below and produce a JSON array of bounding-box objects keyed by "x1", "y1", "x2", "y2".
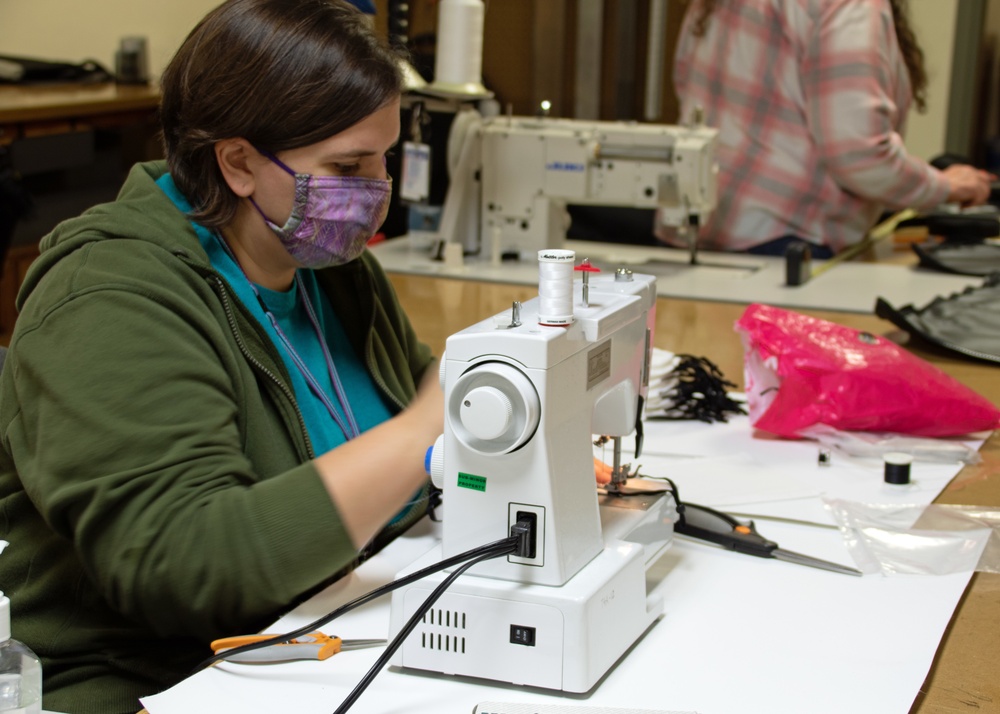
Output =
[
  {"x1": 640, "y1": 474, "x2": 683, "y2": 509},
  {"x1": 332, "y1": 541, "x2": 517, "y2": 713},
  {"x1": 193, "y1": 535, "x2": 519, "y2": 673}
]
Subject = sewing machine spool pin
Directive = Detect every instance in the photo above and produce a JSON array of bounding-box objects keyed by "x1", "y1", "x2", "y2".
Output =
[
  {"x1": 508, "y1": 300, "x2": 522, "y2": 328},
  {"x1": 575, "y1": 258, "x2": 601, "y2": 308}
]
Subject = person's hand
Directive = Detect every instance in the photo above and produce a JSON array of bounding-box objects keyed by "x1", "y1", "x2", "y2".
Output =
[
  {"x1": 405, "y1": 366, "x2": 445, "y2": 441},
  {"x1": 595, "y1": 457, "x2": 613, "y2": 485},
  {"x1": 942, "y1": 164, "x2": 994, "y2": 207}
]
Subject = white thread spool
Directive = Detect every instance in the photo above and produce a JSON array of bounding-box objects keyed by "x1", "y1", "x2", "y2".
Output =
[
  {"x1": 537, "y1": 249, "x2": 575, "y2": 326},
  {"x1": 429, "y1": 0, "x2": 491, "y2": 97}
]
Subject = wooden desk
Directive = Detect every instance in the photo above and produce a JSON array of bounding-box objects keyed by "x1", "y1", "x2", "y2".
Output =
[
  {"x1": 386, "y1": 272, "x2": 1000, "y2": 714},
  {"x1": 0, "y1": 82, "x2": 160, "y2": 143},
  {"x1": 0, "y1": 84, "x2": 162, "y2": 336}
]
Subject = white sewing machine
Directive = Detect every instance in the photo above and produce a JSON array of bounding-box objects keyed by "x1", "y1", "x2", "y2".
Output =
[
  {"x1": 435, "y1": 109, "x2": 718, "y2": 264},
  {"x1": 388, "y1": 255, "x2": 676, "y2": 692}
]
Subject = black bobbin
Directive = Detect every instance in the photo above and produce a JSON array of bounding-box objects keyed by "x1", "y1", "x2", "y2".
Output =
[{"x1": 883, "y1": 452, "x2": 913, "y2": 485}]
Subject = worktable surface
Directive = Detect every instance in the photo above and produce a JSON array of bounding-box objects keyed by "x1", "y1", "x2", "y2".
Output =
[
  {"x1": 369, "y1": 236, "x2": 984, "y2": 315},
  {"x1": 386, "y1": 270, "x2": 999, "y2": 714},
  {"x1": 137, "y1": 266, "x2": 998, "y2": 714}
]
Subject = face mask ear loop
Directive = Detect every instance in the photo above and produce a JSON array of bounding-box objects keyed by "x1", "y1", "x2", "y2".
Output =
[
  {"x1": 254, "y1": 145, "x2": 298, "y2": 177},
  {"x1": 249, "y1": 145, "x2": 300, "y2": 229},
  {"x1": 248, "y1": 197, "x2": 276, "y2": 226}
]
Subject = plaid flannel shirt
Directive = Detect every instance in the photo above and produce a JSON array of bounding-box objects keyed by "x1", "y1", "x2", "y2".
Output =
[{"x1": 673, "y1": 0, "x2": 950, "y2": 252}]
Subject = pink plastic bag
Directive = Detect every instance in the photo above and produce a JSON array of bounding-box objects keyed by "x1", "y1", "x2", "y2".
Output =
[{"x1": 735, "y1": 304, "x2": 1000, "y2": 438}]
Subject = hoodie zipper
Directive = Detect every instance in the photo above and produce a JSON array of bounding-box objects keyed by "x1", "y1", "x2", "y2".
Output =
[{"x1": 211, "y1": 275, "x2": 315, "y2": 460}]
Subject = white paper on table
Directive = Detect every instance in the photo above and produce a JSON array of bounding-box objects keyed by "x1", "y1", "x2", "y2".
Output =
[
  {"x1": 142, "y1": 515, "x2": 973, "y2": 714},
  {"x1": 144, "y1": 416, "x2": 980, "y2": 714},
  {"x1": 605, "y1": 416, "x2": 979, "y2": 510}
]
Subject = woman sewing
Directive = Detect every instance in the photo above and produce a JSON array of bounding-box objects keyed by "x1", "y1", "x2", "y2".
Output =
[{"x1": 0, "y1": 1, "x2": 442, "y2": 711}]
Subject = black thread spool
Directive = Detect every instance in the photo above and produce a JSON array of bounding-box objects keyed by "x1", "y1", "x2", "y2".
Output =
[
  {"x1": 784, "y1": 242, "x2": 812, "y2": 286},
  {"x1": 883, "y1": 452, "x2": 913, "y2": 485}
]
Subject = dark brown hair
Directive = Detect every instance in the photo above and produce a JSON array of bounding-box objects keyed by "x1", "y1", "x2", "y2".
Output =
[
  {"x1": 159, "y1": 0, "x2": 403, "y2": 229},
  {"x1": 687, "y1": 0, "x2": 928, "y2": 112}
]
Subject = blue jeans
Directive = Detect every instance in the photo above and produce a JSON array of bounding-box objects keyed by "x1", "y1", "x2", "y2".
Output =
[{"x1": 746, "y1": 236, "x2": 834, "y2": 260}]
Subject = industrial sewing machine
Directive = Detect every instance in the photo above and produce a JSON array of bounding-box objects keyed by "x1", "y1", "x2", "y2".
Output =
[
  {"x1": 435, "y1": 109, "x2": 718, "y2": 264},
  {"x1": 388, "y1": 253, "x2": 677, "y2": 692}
]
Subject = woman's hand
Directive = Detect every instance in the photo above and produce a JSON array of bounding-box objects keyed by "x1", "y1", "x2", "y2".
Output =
[
  {"x1": 942, "y1": 164, "x2": 994, "y2": 207},
  {"x1": 403, "y1": 365, "x2": 445, "y2": 443},
  {"x1": 314, "y1": 363, "x2": 443, "y2": 549},
  {"x1": 595, "y1": 458, "x2": 613, "y2": 485}
]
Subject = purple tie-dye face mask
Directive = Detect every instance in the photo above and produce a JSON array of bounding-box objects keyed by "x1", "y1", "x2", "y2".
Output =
[{"x1": 251, "y1": 150, "x2": 391, "y2": 269}]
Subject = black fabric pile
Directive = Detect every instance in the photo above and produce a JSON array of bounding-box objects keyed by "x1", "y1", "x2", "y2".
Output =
[
  {"x1": 912, "y1": 241, "x2": 1000, "y2": 276},
  {"x1": 875, "y1": 274, "x2": 1000, "y2": 364}
]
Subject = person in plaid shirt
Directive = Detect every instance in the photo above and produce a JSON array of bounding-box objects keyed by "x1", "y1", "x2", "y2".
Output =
[{"x1": 669, "y1": 0, "x2": 992, "y2": 256}]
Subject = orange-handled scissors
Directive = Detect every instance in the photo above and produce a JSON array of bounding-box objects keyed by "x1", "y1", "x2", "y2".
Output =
[{"x1": 210, "y1": 631, "x2": 385, "y2": 663}]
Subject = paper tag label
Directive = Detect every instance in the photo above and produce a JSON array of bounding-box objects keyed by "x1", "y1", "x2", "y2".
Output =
[{"x1": 400, "y1": 141, "x2": 431, "y2": 202}]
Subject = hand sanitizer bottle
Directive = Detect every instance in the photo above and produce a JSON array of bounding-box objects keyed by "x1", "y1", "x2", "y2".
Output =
[{"x1": 0, "y1": 541, "x2": 41, "y2": 714}]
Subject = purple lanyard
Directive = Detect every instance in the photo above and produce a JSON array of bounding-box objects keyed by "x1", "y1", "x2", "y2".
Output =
[{"x1": 216, "y1": 234, "x2": 360, "y2": 442}]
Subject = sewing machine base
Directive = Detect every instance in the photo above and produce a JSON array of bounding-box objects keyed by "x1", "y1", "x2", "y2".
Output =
[{"x1": 389, "y1": 489, "x2": 676, "y2": 692}]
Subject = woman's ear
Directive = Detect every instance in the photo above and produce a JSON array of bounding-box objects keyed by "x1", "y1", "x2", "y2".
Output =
[{"x1": 215, "y1": 138, "x2": 258, "y2": 198}]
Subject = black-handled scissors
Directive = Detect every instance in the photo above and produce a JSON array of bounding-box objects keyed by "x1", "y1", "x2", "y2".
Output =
[{"x1": 675, "y1": 502, "x2": 863, "y2": 577}]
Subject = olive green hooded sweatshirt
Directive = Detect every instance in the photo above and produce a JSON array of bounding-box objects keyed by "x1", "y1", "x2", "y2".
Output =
[{"x1": 0, "y1": 162, "x2": 434, "y2": 713}]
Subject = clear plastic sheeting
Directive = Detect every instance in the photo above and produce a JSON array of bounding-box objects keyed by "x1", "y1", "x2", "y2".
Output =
[
  {"x1": 800, "y1": 424, "x2": 982, "y2": 465},
  {"x1": 824, "y1": 499, "x2": 1000, "y2": 575}
]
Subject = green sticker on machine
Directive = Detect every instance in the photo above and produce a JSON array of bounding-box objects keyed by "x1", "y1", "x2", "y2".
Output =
[{"x1": 457, "y1": 472, "x2": 487, "y2": 492}]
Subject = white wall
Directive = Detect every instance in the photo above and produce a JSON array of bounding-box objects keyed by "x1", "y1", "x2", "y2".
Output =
[
  {"x1": 0, "y1": 0, "x2": 219, "y2": 80},
  {"x1": 905, "y1": 0, "x2": 959, "y2": 161},
  {"x1": 0, "y1": 0, "x2": 960, "y2": 159}
]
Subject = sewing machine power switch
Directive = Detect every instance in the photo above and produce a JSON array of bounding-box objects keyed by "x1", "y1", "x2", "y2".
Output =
[{"x1": 509, "y1": 625, "x2": 536, "y2": 647}]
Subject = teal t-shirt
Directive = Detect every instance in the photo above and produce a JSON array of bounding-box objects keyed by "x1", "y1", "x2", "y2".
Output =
[{"x1": 155, "y1": 174, "x2": 393, "y2": 454}]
